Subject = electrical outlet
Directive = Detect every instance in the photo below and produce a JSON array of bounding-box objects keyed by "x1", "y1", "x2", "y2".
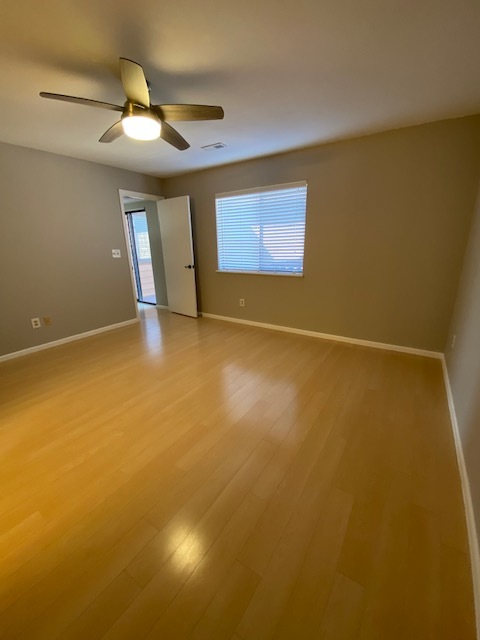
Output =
[
  {"x1": 451, "y1": 334, "x2": 456, "y2": 349},
  {"x1": 112, "y1": 249, "x2": 121, "y2": 258},
  {"x1": 43, "y1": 316, "x2": 52, "y2": 326},
  {"x1": 239, "y1": 298, "x2": 245, "y2": 307},
  {"x1": 31, "y1": 318, "x2": 41, "y2": 329}
]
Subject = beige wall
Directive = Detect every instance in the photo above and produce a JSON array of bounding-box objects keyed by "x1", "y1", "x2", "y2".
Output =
[
  {"x1": 0, "y1": 142, "x2": 162, "y2": 357},
  {"x1": 446, "y1": 181, "x2": 480, "y2": 534},
  {"x1": 163, "y1": 116, "x2": 480, "y2": 351}
]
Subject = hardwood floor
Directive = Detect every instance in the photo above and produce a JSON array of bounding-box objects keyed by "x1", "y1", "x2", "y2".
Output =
[{"x1": 0, "y1": 307, "x2": 475, "y2": 639}]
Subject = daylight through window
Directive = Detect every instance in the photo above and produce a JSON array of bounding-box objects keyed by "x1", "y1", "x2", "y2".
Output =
[{"x1": 215, "y1": 181, "x2": 307, "y2": 275}]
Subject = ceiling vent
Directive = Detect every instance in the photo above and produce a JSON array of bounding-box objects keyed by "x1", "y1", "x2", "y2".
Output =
[{"x1": 201, "y1": 142, "x2": 227, "y2": 150}]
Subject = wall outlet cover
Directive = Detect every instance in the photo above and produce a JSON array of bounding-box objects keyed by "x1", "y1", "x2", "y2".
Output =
[{"x1": 112, "y1": 249, "x2": 121, "y2": 258}]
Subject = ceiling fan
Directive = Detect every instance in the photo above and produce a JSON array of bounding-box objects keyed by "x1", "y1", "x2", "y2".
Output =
[{"x1": 39, "y1": 58, "x2": 224, "y2": 151}]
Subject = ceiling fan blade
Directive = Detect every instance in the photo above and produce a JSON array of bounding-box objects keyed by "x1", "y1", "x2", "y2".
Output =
[
  {"x1": 99, "y1": 121, "x2": 124, "y2": 143},
  {"x1": 39, "y1": 92, "x2": 123, "y2": 112},
  {"x1": 119, "y1": 58, "x2": 150, "y2": 108},
  {"x1": 153, "y1": 104, "x2": 224, "y2": 121},
  {"x1": 160, "y1": 122, "x2": 190, "y2": 150}
]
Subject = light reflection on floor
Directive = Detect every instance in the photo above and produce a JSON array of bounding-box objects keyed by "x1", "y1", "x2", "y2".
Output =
[
  {"x1": 135, "y1": 308, "x2": 300, "y2": 445},
  {"x1": 138, "y1": 303, "x2": 164, "y2": 354},
  {"x1": 169, "y1": 525, "x2": 205, "y2": 574},
  {"x1": 220, "y1": 362, "x2": 297, "y2": 427}
]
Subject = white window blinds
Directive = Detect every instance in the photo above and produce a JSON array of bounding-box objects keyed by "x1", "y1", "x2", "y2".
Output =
[{"x1": 215, "y1": 181, "x2": 307, "y2": 275}]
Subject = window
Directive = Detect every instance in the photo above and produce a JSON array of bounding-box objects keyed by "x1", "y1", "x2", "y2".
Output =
[{"x1": 215, "y1": 181, "x2": 307, "y2": 276}]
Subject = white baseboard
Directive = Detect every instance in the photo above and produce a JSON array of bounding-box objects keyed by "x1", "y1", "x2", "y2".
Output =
[
  {"x1": 0, "y1": 318, "x2": 139, "y2": 363},
  {"x1": 441, "y1": 357, "x2": 480, "y2": 638},
  {"x1": 201, "y1": 313, "x2": 442, "y2": 359}
]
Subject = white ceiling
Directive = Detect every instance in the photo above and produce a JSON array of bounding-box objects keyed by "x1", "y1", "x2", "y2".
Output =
[{"x1": 1, "y1": 0, "x2": 479, "y2": 177}]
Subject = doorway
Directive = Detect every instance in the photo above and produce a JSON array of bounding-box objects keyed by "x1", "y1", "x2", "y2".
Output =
[
  {"x1": 125, "y1": 209, "x2": 156, "y2": 305},
  {"x1": 119, "y1": 191, "x2": 167, "y2": 313},
  {"x1": 118, "y1": 189, "x2": 198, "y2": 318}
]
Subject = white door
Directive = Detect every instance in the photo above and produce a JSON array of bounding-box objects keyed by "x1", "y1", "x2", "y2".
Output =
[{"x1": 157, "y1": 196, "x2": 198, "y2": 317}]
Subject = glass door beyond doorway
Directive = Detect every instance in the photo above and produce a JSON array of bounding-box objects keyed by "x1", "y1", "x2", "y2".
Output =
[{"x1": 125, "y1": 210, "x2": 157, "y2": 305}]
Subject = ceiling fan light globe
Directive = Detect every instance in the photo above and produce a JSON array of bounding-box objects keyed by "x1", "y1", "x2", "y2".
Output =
[{"x1": 122, "y1": 115, "x2": 161, "y2": 141}]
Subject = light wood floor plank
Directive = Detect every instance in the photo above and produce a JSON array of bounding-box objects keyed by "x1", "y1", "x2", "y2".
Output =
[
  {"x1": 235, "y1": 438, "x2": 347, "y2": 640},
  {"x1": 317, "y1": 572, "x2": 365, "y2": 639},
  {"x1": 15, "y1": 521, "x2": 157, "y2": 640},
  {"x1": 0, "y1": 307, "x2": 474, "y2": 639},
  {"x1": 272, "y1": 487, "x2": 354, "y2": 639},
  {"x1": 126, "y1": 439, "x2": 275, "y2": 588},
  {"x1": 57, "y1": 571, "x2": 141, "y2": 640},
  {"x1": 188, "y1": 561, "x2": 260, "y2": 640}
]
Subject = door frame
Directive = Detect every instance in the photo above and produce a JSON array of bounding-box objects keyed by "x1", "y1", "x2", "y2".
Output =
[{"x1": 118, "y1": 189, "x2": 165, "y2": 318}]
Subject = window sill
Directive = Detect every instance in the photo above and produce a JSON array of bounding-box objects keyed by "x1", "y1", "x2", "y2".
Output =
[{"x1": 216, "y1": 270, "x2": 303, "y2": 278}]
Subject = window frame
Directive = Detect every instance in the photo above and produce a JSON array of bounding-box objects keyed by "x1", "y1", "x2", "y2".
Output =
[{"x1": 215, "y1": 180, "x2": 308, "y2": 278}]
